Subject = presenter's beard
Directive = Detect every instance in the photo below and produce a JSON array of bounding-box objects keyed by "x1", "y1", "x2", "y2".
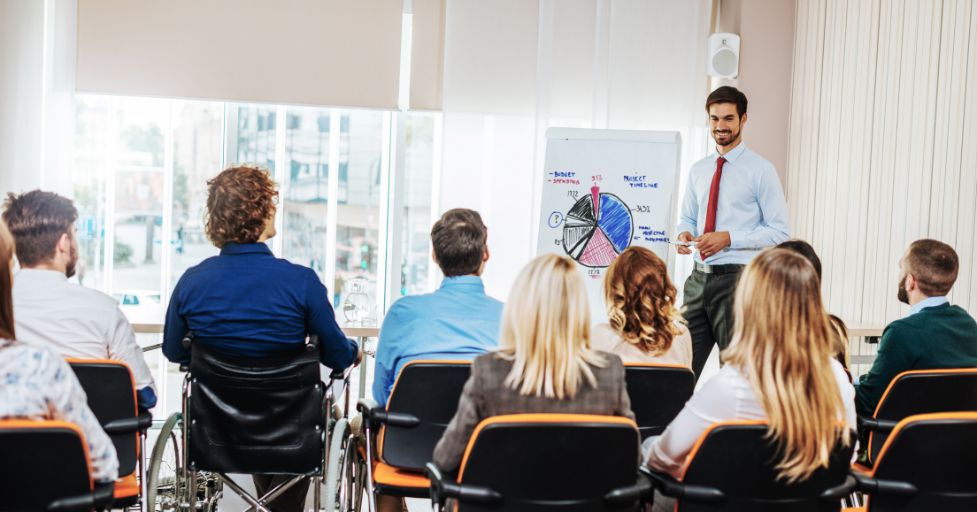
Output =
[
  {"x1": 713, "y1": 128, "x2": 739, "y2": 147},
  {"x1": 897, "y1": 274, "x2": 910, "y2": 304}
]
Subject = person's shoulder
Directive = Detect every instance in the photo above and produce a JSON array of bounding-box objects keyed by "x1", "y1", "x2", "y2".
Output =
[
  {"x1": 739, "y1": 145, "x2": 776, "y2": 170},
  {"x1": 66, "y1": 282, "x2": 125, "y2": 312},
  {"x1": 472, "y1": 351, "x2": 510, "y2": 376},
  {"x1": 690, "y1": 153, "x2": 719, "y2": 173},
  {"x1": 1, "y1": 342, "x2": 59, "y2": 376},
  {"x1": 590, "y1": 323, "x2": 620, "y2": 350}
]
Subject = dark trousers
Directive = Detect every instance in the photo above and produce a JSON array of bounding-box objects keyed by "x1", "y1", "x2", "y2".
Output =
[
  {"x1": 683, "y1": 267, "x2": 743, "y2": 380},
  {"x1": 252, "y1": 475, "x2": 310, "y2": 512}
]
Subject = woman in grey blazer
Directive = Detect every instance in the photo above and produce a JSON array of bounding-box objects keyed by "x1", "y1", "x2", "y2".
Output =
[{"x1": 433, "y1": 254, "x2": 636, "y2": 472}]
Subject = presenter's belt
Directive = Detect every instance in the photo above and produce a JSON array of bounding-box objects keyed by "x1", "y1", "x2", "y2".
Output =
[{"x1": 694, "y1": 262, "x2": 745, "y2": 275}]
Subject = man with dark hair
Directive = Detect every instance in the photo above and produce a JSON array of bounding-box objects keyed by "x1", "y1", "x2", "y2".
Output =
[
  {"x1": 3, "y1": 190, "x2": 157, "y2": 409},
  {"x1": 675, "y1": 86, "x2": 790, "y2": 379},
  {"x1": 855, "y1": 239, "x2": 977, "y2": 416},
  {"x1": 372, "y1": 208, "x2": 503, "y2": 407}
]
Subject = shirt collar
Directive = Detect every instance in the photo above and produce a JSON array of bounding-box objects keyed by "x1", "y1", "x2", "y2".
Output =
[
  {"x1": 716, "y1": 141, "x2": 748, "y2": 163},
  {"x1": 219, "y1": 242, "x2": 274, "y2": 256},
  {"x1": 909, "y1": 296, "x2": 949, "y2": 316},
  {"x1": 438, "y1": 275, "x2": 486, "y2": 292},
  {"x1": 15, "y1": 268, "x2": 68, "y2": 282}
]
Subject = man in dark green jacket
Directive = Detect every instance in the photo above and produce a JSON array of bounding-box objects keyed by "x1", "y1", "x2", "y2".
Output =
[{"x1": 855, "y1": 239, "x2": 977, "y2": 417}]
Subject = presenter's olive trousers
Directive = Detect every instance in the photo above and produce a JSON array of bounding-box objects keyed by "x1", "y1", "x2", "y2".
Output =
[{"x1": 683, "y1": 266, "x2": 744, "y2": 380}]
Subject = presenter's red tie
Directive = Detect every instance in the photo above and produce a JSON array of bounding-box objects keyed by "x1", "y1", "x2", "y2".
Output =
[{"x1": 703, "y1": 156, "x2": 726, "y2": 234}]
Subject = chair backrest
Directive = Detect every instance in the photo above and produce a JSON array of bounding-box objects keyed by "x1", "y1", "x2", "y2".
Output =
[
  {"x1": 0, "y1": 420, "x2": 93, "y2": 511},
  {"x1": 678, "y1": 421, "x2": 854, "y2": 512},
  {"x1": 624, "y1": 363, "x2": 695, "y2": 439},
  {"x1": 187, "y1": 340, "x2": 325, "y2": 475},
  {"x1": 869, "y1": 368, "x2": 977, "y2": 463},
  {"x1": 380, "y1": 360, "x2": 471, "y2": 471},
  {"x1": 868, "y1": 412, "x2": 977, "y2": 511},
  {"x1": 68, "y1": 359, "x2": 140, "y2": 476},
  {"x1": 456, "y1": 414, "x2": 640, "y2": 512}
]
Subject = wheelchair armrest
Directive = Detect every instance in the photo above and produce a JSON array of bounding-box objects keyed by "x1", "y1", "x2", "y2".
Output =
[
  {"x1": 102, "y1": 411, "x2": 153, "y2": 435},
  {"x1": 857, "y1": 415, "x2": 899, "y2": 432},
  {"x1": 357, "y1": 398, "x2": 421, "y2": 429},
  {"x1": 424, "y1": 462, "x2": 501, "y2": 506},
  {"x1": 640, "y1": 466, "x2": 725, "y2": 502},
  {"x1": 46, "y1": 481, "x2": 115, "y2": 512},
  {"x1": 604, "y1": 472, "x2": 654, "y2": 504},
  {"x1": 819, "y1": 475, "x2": 857, "y2": 501},
  {"x1": 851, "y1": 470, "x2": 917, "y2": 496}
]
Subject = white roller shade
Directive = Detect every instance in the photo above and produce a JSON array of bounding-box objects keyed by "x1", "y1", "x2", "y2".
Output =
[
  {"x1": 76, "y1": 0, "x2": 403, "y2": 109},
  {"x1": 410, "y1": 0, "x2": 446, "y2": 111}
]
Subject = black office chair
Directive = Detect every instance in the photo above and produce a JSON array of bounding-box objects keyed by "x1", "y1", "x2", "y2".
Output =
[
  {"x1": 425, "y1": 413, "x2": 645, "y2": 511},
  {"x1": 356, "y1": 360, "x2": 472, "y2": 508},
  {"x1": 68, "y1": 359, "x2": 153, "y2": 510},
  {"x1": 850, "y1": 412, "x2": 977, "y2": 511},
  {"x1": 0, "y1": 419, "x2": 115, "y2": 511},
  {"x1": 643, "y1": 420, "x2": 856, "y2": 511},
  {"x1": 858, "y1": 368, "x2": 977, "y2": 466},
  {"x1": 185, "y1": 335, "x2": 330, "y2": 509},
  {"x1": 624, "y1": 363, "x2": 695, "y2": 439}
]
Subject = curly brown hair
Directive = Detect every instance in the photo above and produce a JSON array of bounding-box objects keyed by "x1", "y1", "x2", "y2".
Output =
[
  {"x1": 603, "y1": 246, "x2": 684, "y2": 355},
  {"x1": 205, "y1": 166, "x2": 278, "y2": 247}
]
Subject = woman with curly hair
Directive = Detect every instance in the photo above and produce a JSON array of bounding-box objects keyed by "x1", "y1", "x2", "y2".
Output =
[
  {"x1": 592, "y1": 246, "x2": 693, "y2": 366},
  {"x1": 162, "y1": 166, "x2": 360, "y2": 511}
]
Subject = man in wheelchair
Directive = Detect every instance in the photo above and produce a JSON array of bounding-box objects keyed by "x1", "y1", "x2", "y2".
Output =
[{"x1": 161, "y1": 166, "x2": 362, "y2": 511}]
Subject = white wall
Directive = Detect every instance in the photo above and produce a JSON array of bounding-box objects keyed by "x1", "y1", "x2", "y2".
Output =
[
  {"x1": 0, "y1": 0, "x2": 45, "y2": 195},
  {"x1": 787, "y1": 0, "x2": 977, "y2": 325}
]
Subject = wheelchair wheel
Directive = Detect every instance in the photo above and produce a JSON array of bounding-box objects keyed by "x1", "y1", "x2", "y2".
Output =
[
  {"x1": 146, "y1": 412, "x2": 184, "y2": 512},
  {"x1": 323, "y1": 417, "x2": 349, "y2": 512}
]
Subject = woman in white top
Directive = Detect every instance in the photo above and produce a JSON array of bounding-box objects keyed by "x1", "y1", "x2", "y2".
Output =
[
  {"x1": 645, "y1": 248, "x2": 856, "y2": 491},
  {"x1": 592, "y1": 246, "x2": 692, "y2": 366}
]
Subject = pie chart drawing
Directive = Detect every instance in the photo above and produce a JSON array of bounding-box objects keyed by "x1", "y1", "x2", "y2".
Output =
[{"x1": 563, "y1": 186, "x2": 634, "y2": 268}]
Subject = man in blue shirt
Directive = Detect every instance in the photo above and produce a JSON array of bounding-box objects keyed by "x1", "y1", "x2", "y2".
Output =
[
  {"x1": 372, "y1": 208, "x2": 503, "y2": 407},
  {"x1": 675, "y1": 86, "x2": 790, "y2": 379}
]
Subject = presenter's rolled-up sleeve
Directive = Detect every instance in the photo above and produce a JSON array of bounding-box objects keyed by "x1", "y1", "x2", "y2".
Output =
[
  {"x1": 728, "y1": 164, "x2": 790, "y2": 249},
  {"x1": 305, "y1": 272, "x2": 358, "y2": 371}
]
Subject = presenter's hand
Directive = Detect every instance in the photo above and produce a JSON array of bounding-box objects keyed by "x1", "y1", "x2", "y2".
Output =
[
  {"x1": 694, "y1": 231, "x2": 731, "y2": 259},
  {"x1": 676, "y1": 231, "x2": 694, "y2": 255}
]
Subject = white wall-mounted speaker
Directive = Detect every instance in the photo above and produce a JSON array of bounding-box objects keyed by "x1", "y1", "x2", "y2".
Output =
[{"x1": 707, "y1": 33, "x2": 740, "y2": 78}]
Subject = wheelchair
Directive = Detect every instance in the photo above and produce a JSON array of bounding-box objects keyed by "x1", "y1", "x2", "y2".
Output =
[{"x1": 146, "y1": 333, "x2": 356, "y2": 512}]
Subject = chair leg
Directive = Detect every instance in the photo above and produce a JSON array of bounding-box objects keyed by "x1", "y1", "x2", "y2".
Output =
[{"x1": 363, "y1": 425, "x2": 377, "y2": 512}]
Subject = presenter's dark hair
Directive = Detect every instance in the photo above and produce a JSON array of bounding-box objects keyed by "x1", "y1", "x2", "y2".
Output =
[
  {"x1": 706, "y1": 86, "x2": 748, "y2": 117},
  {"x1": 431, "y1": 208, "x2": 487, "y2": 277},
  {"x1": 904, "y1": 239, "x2": 959, "y2": 296},
  {"x1": 2, "y1": 190, "x2": 78, "y2": 266}
]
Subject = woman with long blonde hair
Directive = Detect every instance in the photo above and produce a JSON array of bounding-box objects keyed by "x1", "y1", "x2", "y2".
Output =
[
  {"x1": 433, "y1": 254, "x2": 635, "y2": 471},
  {"x1": 594, "y1": 246, "x2": 692, "y2": 366},
  {"x1": 645, "y1": 248, "x2": 855, "y2": 486}
]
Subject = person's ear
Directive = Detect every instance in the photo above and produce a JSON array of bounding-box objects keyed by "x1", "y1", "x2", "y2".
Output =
[
  {"x1": 905, "y1": 273, "x2": 917, "y2": 292},
  {"x1": 482, "y1": 246, "x2": 490, "y2": 263},
  {"x1": 739, "y1": 112, "x2": 748, "y2": 126},
  {"x1": 57, "y1": 232, "x2": 71, "y2": 256}
]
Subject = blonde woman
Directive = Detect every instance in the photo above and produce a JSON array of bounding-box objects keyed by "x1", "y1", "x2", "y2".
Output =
[
  {"x1": 645, "y1": 248, "x2": 855, "y2": 487},
  {"x1": 593, "y1": 246, "x2": 693, "y2": 366},
  {"x1": 433, "y1": 254, "x2": 635, "y2": 471}
]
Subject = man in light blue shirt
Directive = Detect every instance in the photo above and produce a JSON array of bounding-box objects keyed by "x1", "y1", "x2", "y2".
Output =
[
  {"x1": 372, "y1": 208, "x2": 503, "y2": 407},
  {"x1": 675, "y1": 86, "x2": 790, "y2": 378}
]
